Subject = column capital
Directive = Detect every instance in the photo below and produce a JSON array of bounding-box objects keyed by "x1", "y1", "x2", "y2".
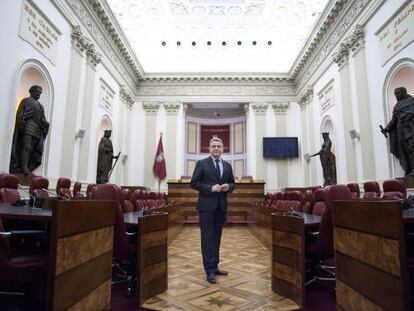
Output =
[
  {"x1": 183, "y1": 103, "x2": 189, "y2": 113},
  {"x1": 272, "y1": 102, "x2": 289, "y2": 115},
  {"x1": 298, "y1": 87, "x2": 313, "y2": 110},
  {"x1": 251, "y1": 102, "x2": 268, "y2": 115},
  {"x1": 86, "y1": 43, "x2": 101, "y2": 67},
  {"x1": 143, "y1": 102, "x2": 160, "y2": 114},
  {"x1": 71, "y1": 25, "x2": 89, "y2": 55},
  {"x1": 243, "y1": 103, "x2": 250, "y2": 113},
  {"x1": 333, "y1": 41, "x2": 350, "y2": 69},
  {"x1": 164, "y1": 101, "x2": 181, "y2": 115},
  {"x1": 349, "y1": 24, "x2": 365, "y2": 54},
  {"x1": 120, "y1": 86, "x2": 134, "y2": 109}
]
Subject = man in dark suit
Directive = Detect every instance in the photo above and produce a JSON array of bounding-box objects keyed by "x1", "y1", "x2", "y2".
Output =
[{"x1": 191, "y1": 137, "x2": 235, "y2": 284}]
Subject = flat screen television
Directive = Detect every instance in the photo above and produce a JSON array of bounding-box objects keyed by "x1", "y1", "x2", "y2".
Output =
[{"x1": 263, "y1": 137, "x2": 299, "y2": 158}]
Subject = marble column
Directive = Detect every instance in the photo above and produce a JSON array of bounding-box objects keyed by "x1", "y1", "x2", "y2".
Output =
[
  {"x1": 164, "y1": 101, "x2": 181, "y2": 180},
  {"x1": 298, "y1": 88, "x2": 315, "y2": 186},
  {"x1": 77, "y1": 42, "x2": 101, "y2": 182},
  {"x1": 118, "y1": 87, "x2": 133, "y2": 185},
  {"x1": 143, "y1": 102, "x2": 160, "y2": 188},
  {"x1": 334, "y1": 42, "x2": 358, "y2": 182},
  {"x1": 349, "y1": 25, "x2": 376, "y2": 180},
  {"x1": 60, "y1": 26, "x2": 88, "y2": 178},
  {"x1": 272, "y1": 102, "x2": 289, "y2": 188},
  {"x1": 251, "y1": 102, "x2": 268, "y2": 180}
]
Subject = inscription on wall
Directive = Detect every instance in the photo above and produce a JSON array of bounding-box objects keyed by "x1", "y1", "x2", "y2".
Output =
[
  {"x1": 99, "y1": 79, "x2": 115, "y2": 115},
  {"x1": 18, "y1": 0, "x2": 60, "y2": 65},
  {"x1": 318, "y1": 79, "x2": 335, "y2": 115},
  {"x1": 377, "y1": 1, "x2": 414, "y2": 66}
]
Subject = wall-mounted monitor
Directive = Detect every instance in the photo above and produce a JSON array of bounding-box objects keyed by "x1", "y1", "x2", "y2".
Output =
[{"x1": 263, "y1": 137, "x2": 299, "y2": 158}]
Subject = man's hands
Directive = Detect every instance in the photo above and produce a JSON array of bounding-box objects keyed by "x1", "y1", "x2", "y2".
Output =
[{"x1": 212, "y1": 183, "x2": 230, "y2": 192}]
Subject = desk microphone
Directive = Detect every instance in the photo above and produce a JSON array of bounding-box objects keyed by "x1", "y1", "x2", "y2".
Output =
[{"x1": 41, "y1": 188, "x2": 71, "y2": 201}]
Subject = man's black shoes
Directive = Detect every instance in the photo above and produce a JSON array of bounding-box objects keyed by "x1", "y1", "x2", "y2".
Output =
[
  {"x1": 207, "y1": 273, "x2": 217, "y2": 284},
  {"x1": 215, "y1": 269, "x2": 229, "y2": 276}
]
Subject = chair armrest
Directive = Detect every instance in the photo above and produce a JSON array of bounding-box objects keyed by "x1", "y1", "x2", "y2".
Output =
[{"x1": 0, "y1": 230, "x2": 48, "y2": 239}]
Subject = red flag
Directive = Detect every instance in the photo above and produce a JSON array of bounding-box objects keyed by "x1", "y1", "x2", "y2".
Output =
[{"x1": 153, "y1": 135, "x2": 167, "y2": 180}]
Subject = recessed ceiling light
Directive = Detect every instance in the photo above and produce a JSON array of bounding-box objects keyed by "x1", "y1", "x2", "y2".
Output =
[
  {"x1": 161, "y1": 41, "x2": 166, "y2": 46},
  {"x1": 267, "y1": 41, "x2": 272, "y2": 45},
  {"x1": 207, "y1": 41, "x2": 211, "y2": 46},
  {"x1": 222, "y1": 41, "x2": 226, "y2": 46},
  {"x1": 237, "y1": 41, "x2": 242, "y2": 46},
  {"x1": 192, "y1": 41, "x2": 196, "y2": 46},
  {"x1": 177, "y1": 41, "x2": 181, "y2": 46},
  {"x1": 252, "y1": 41, "x2": 257, "y2": 46}
]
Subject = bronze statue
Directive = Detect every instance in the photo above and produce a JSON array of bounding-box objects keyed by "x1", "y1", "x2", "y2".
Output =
[
  {"x1": 96, "y1": 130, "x2": 119, "y2": 184},
  {"x1": 310, "y1": 132, "x2": 337, "y2": 186},
  {"x1": 9, "y1": 85, "x2": 49, "y2": 176},
  {"x1": 381, "y1": 87, "x2": 414, "y2": 176}
]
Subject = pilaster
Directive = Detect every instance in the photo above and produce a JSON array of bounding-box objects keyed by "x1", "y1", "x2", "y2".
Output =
[
  {"x1": 250, "y1": 102, "x2": 268, "y2": 180},
  {"x1": 143, "y1": 102, "x2": 160, "y2": 187},
  {"x1": 164, "y1": 101, "x2": 181, "y2": 180}
]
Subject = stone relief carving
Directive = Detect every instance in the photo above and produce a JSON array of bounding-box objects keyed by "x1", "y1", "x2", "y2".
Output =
[
  {"x1": 333, "y1": 42, "x2": 350, "y2": 68},
  {"x1": 251, "y1": 102, "x2": 268, "y2": 115},
  {"x1": 119, "y1": 86, "x2": 134, "y2": 108},
  {"x1": 137, "y1": 84, "x2": 295, "y2": 97},
  {"x1": 272, "y1": 103, "x2": 289, "y2": 115},
  {"x1": 298, "y1": 87, "x2": 313, "y2": 110},
  {"x1": 348, "y1": 24, "x2": 365, "y2": 53},
  {"x1": 86, "y1": 42, "x2": 102, "y2": 67},
  {"x1": 143, "y1": 102, "x2": 160, "y2": 114},
  {"x1": 164, "y1": 102, "x2": 181, "y2": 114},
  {"x1": 71, "y1": 25, "x2": 89, "y2": 54}
]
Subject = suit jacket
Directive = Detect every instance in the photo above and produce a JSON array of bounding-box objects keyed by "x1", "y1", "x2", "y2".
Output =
[{"x1": 191, "y1": 157, "x2": 235, "y2": 212}]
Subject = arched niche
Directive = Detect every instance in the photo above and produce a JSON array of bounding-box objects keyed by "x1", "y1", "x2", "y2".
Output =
[
  {"x1": 319, "y1": 115, "x2": 336, "y2": 155},
  {"x1": 383, "y1": 59, "x2": 414, "y2": 177},
  {"x1": 96, "y1": 115, "x2": 113, "y2": 147},
  {"x1": 11, "y1": 60, "x2": 54, "y2": 176}
]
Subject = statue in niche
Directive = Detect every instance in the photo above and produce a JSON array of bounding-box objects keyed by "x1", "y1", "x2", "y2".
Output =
[
  {"x1": 381, "y1": 87, "x2": 414, "y2": 176},
  {"x1": 310, "y1": 132, "x2": 337, "y2": 186},
  {"x1": 9, "y1": 85, "x2": 49, "y2": 176},
  {"x1": 96, "y1": 130, "x2": 119, "y2": 184}
]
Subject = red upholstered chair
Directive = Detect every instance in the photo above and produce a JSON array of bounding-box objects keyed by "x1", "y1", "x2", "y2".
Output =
[
  {"x1": 29, "y1": 177, "x2": 49, "y2": 207},
  {"x1": 241, "y1": 175, "x2": 253, "y2": 180},
  {"x1": 304, "y1": 190, "x2": 315, "y2": 214},
  {"x1": 312, "y1": 188, "x2": 326, "y2": 216},
  {"x1": 346, "y1": 183, "x2": 360, "y2": 198},
  {"x1": 180, "y1": 175, "x2": 192, "y2": 179},
  {"x1": 306, "y1": 184, "x2": 352, "y2": 286},
  {"x1": 86, "y1": 183, "x2": 97, "y2": 198},
  {"x1": 288, "y1": 191, "x2": 305, "y2": 212},
  {"x1": 95, "y1": 184, "x2": 136, "y2": 297},
  {"x1": 382, "y1": 179, "x2": 406, "y2": 199},
  {"x1": 122, "y1": 189, "x2": 135, "y2": 212},
  {"x1": 0, "y1": 218, "x2": 48, "y2": 308},
  {"x1": 56, "y1": 177, "x2": 71, "y2": 199},
  {"x1": 0, "y1": 174, "x2": 20, "y2": 204},
  {"x1": 363, "y1": 181, "x2": 381, "y2": 199},
  {"x1": 72, "y1": 181, "x2": 83, "y2": 197}
]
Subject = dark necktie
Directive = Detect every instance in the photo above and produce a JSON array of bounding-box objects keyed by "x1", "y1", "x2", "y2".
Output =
[{"x1": 215, "y1": 159, "x2": 221, "y2": 179}]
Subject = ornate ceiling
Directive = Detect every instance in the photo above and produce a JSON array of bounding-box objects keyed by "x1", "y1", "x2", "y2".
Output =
[{"x1": 107, "y1": 0, "x2": 329, "y2": 74}]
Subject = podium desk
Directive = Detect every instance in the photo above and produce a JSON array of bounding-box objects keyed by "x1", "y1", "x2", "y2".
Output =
[{"x1": 167, "y1": 180, "x2": 265, "y2": 224}]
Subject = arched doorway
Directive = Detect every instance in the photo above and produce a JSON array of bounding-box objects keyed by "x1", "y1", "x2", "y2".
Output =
[
  {"x1": 384, "y1": 59, "x2": 414, "y2": 177},
  {"x1": 11, "y1": 60, "x2": 53, "y2": 176}
]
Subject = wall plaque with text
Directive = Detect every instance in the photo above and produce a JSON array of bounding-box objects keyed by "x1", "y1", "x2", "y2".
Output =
[
  {"x1": 376, "y1": 1, "x2": 414, "y2": 66},
  {"x1": 318, "y1": 79, "x2": 335, "y2": 115},
  {"x1": 18, "y1": 0, "x2": 61, "y2": 65}
]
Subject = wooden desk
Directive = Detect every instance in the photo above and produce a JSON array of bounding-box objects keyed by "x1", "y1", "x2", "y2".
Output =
[
  {"x1": 0, "y1": 203, "x2": 52, "y2": 221},
  {"x1": 167, "y1": 180, "x2": 265, "y2": 223}
]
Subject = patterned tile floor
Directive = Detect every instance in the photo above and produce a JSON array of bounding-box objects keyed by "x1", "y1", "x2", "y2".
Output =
[{"x1": 143, "y1": 226, "x2": 298, "y2": 311}]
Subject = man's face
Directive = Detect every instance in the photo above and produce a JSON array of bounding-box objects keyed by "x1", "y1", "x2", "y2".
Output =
[
  {"x1": 395, "y1": 88, "x2": 406, "y2": 101},
  {"x1": 209, "y1": 141, "x2": 223, "y2": 159},
  {"x1": 30, "y1": 87, "x2": 42, "y2": 100}
]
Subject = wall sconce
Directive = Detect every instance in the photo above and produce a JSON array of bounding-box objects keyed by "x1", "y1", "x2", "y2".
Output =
[
  {"x1": 304, "y1": 153, "x2": 311, "y2": 161},
  {"x1": 75, "y1": 128, "x2": 86, "y2": 139},
  {"x1": 122, "y1": 154, "x2": 128, "y2": 164},
  {"x1": 349, "y1": 129, "x2": 360, "y2": 140}
]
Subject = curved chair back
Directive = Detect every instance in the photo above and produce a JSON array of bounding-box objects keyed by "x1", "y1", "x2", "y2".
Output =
[
  {"x1": 363, "y1": 181, "x2": 380, "y2": 199},
  {"x1": 346, "y1": 183, "x2": 360, "y2": 198},
  {"x1": 72, "y1": 181, "x2": 82, "y2": 197},
  {"x1": 382, "y1": 179, "x2": 406, "y2": 199},
  {"x1": 56, "y1": 177, "x2": 71, "y2": 199},
  {"x1": 0, "y1": 174, "x2": 20, "y2": 204},
  {"x1": 312, "y1": 188, "x2": 326, "y2": 216},
  {"x1": 86, "y1": 183, "x2": 97, "y2": 198}
]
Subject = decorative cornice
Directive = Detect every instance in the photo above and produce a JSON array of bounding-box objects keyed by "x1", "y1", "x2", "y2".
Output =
[
  {"x1": 142, "y1": 73, "x2": 293, "y2": 82},
  {"x1": 272, "y1": 102, "x2": 289, "y2": 115},
  {"x1": 183, "y1": 103, "x2": 189, "y2": 113},
  {"x1": 85, "y1": 42, "x2": 101, "y2": 67},
  {"x1": 120, "y1": 86, "x2": 134, "y2": 109},
  {"x1": 298, "y1": 87, "x2": 313, "y2": 110},
  {"x1": 71, "y1": 25, "x2": 89, "y2": 54},
  {"x1": 57, "y1": 0, "x2": 142, "y2": 92},
  {"x1": 243, "y1": 103, "x2": 250, "y2": 113},
  {"x1": 294, "y1": 0, "x2": 371, "y2": 93},
  {"x1": 164, "y1": 102, "x2": 181, "y2": 114},
  {"x1": 251, "y1": 102, "x2": 268, "y2": 115},
  {"x1": 142, "y1": 102, "x2": 160, "y2": 114}
]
